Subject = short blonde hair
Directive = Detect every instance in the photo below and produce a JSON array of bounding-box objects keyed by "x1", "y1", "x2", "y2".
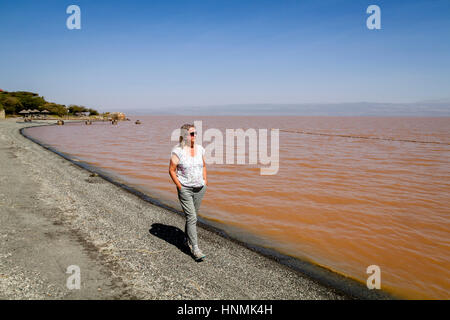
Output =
[{"x1": 179, "y1": 123, "x2": 195, "y2": 146}]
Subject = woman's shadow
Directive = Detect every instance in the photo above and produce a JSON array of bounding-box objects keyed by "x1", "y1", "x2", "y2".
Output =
[{"x1": 149, "y1": 223, "x2": 192, "y2": 257}]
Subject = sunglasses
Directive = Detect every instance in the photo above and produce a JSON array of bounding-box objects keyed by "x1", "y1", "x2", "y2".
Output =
[{"x1": 189, "y1": 131, "x2": 197, "y2": 137}]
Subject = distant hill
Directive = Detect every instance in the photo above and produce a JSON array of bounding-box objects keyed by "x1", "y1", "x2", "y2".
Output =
[{"x1": 125, "y1": 102, "x2": 450, "y2": 117}]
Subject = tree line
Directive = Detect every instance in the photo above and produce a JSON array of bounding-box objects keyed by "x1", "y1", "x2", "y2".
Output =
[{"x1": 0, "y1": 91, "x2": 99, "y2": 116}]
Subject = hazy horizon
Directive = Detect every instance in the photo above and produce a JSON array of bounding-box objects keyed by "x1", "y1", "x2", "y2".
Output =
[{"x1": 109, "y1": 101, "x2": 450, "y2": 117}]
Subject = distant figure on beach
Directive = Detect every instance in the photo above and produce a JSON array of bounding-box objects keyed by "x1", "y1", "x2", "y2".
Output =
[
  {"x1": 169, "y1": 123, "x2": 208, "y2": 261},
  {"x1": 135, "y1": 120, "x2": 141, "y2": 124}
]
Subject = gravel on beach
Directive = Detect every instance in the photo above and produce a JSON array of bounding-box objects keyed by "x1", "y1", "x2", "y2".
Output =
[{"x1": 0, "y1": 119, "x2": 347, "y2": 300}]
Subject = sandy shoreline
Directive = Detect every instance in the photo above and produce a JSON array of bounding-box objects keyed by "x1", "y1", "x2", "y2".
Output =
[{"x1": 0, "y1": 119, "x2": 391, "y2": 299}]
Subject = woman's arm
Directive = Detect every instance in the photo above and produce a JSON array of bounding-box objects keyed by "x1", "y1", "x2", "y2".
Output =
[
  {"x1": 169, "y1": 154, "x2": 183, "y2": 190},
  {"x1": 203, "y1": 156, "x2": 208, "y2": 186}
]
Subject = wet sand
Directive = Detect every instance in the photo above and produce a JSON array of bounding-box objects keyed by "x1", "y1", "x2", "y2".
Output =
[{"x1": 0, "y1": 119, "x2": 384, "y2": 299}]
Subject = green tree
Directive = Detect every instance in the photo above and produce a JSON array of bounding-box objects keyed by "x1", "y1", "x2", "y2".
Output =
[
  {"x1": 88, "y1": 108, "x2": 99, "y2": 116},
  {"x1": 41, "y1": 103, "x2": 68, "y2": 117},
  {"x1": 68, "y1": 105, "x2": 88, "y2": 114},
  {"x1": 11, "y1": 91, "x2": 45, "y2": 110},
  {"x1": 2, "y1": 96, "x2": 23, "y2": 114}
]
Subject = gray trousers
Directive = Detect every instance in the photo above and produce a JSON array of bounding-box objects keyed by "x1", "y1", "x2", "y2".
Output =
[{"x1": 177, "y1": 185, "x2": 207, "y2": 247}]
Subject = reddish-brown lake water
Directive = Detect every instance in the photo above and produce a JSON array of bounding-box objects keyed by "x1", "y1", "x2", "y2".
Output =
[{"x1": 25, "y1": 116, "x2": 450, "y2": 299}]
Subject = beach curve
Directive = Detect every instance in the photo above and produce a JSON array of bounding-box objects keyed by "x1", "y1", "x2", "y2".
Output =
[{"x1": 1, "y1": 119, "x2": 392, "y2": 299}]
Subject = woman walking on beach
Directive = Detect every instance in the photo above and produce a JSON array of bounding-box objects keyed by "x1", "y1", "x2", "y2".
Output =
[{"x1": 169, "y1": 124, "x2": 208, "y2": 261}]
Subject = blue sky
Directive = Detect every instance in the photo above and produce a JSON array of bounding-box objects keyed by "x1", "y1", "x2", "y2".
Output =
[{"x1": 1, "y1": 0, "x2": 449, "y2": 112}]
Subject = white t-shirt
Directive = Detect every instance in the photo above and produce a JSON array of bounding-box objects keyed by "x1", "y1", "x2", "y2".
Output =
[{"x1": 171, "y1": 144, "x2": 205, "y2": 187}]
